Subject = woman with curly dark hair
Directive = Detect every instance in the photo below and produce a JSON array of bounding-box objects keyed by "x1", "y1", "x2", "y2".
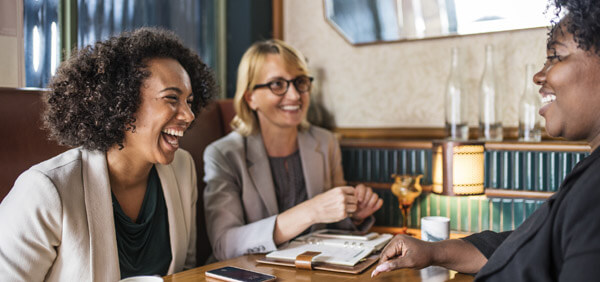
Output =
[
  {"x1": 372, "y1": 0, "x2": 600, "y2": 281},
  {"x1": 0, "y1": 27, "x2": 215, "y2": 281}
]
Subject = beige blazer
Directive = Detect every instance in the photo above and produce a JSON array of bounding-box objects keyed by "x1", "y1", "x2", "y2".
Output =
[
  {"x1": 0, "y1": 148, "x2": 197, "y2": 282},
  {"x1": 203, "y1": 126, "x2": 373, "y2": 261}
]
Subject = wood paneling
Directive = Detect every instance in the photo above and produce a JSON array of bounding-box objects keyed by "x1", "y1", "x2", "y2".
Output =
[
  {"x1": 485, "y1": 188, "x2": 553, "y2": 199},
  {"x1": 334, "y1": 127, "x2": 566, "y2": 141},
  {"x1": 484, "y1": 141, "x2": 589, "y2": 152},
  {"x1": 272, "y1": 0, "x2": 283, "y2": 40},
  {"x1": 340, "y1": 139, "x2": 432, "y2": 149}
]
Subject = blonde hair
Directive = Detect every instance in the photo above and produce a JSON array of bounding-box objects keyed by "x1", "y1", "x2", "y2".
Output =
[{"x1": 231, "y1": 39, "x2": 311, "y2": 136}]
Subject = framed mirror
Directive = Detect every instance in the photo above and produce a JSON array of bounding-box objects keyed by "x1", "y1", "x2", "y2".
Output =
[{"x1": 324, "y1": 0, "x2": 552, "y2": 45}]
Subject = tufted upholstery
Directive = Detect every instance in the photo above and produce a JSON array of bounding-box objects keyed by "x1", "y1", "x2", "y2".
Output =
[
  {"x1": 180, "y1": 98, "x2": 234, "y2": 265},
  {"x1": 0, "y1": 88, "x2": 67, "y2": 200}
]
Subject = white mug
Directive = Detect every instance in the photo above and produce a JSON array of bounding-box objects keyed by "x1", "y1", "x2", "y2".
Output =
[
  {"x1": 421, "y1": 216, "x2": 450, "y2": 242},
  {"x1": 420, "y1": 265, "x2": 449, "y2": 282},
  {"x1": 118, "y1": 276, "x2": 163, "y2": 282}
]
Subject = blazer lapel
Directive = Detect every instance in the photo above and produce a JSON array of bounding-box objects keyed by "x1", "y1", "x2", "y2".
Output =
[
  {"x1": 246, "y1": 133, "x2": 279, "y2": 215},
  {"x1": 81, "y1": 149, "x2": 120, "y2": 282},
  {"x1": 298, "y1": 129, "x2": 324, "y2": 199},
  {"x1": 156, "y1": 163, "x2": 187, "y2": 274}
]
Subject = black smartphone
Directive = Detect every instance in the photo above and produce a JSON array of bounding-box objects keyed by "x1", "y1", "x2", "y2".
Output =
[
  {"x1": 312, "y1": 229, "x2": 378, "y2": 240},
  {"x1": 205, "y1": 266, "x2": 276, "y2": 282}
]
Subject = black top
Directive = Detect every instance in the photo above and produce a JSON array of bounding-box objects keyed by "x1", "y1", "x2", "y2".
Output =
[
  {"x1": 112, "y1": 166, "x2": 172, "y2": 279},
  {"x1": 268, "y1": 150, "x2": 308, "y2": 213},
  {"x1": 462, "y1": 147, "x2": 600, "y2": 281},
  {"x1": 268, "y1": 150, "x2": 312, "y2": 237}
]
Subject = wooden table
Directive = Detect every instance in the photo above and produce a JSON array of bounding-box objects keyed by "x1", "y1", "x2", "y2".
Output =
[{"x1": 163, "y1": 254, "x2": 474, "y2": 282}]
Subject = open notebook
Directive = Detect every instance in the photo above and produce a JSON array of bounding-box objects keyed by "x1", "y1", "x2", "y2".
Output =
[{"x1": 262, "y1": 230, "x2": 393, "y2": 267}]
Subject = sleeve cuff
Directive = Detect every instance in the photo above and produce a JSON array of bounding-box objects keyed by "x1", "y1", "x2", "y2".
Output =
[{"x1": 461, "y1": 230, "x2": 512, "y2": 259}]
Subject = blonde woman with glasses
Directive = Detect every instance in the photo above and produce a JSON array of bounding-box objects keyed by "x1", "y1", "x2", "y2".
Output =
[{"x1": 203, "y1": 39, "x2": 383, "y2": 261}]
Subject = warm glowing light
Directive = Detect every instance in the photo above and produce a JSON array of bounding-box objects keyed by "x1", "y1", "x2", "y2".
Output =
[
  {"x1": 432, "y1": 146, "x2": 443, "y2": 194},
  {"x1": 451, "y1": 145, "x2": 485, "y2": 195},
  {"x1": 432, "y1": 141, "x2": 485, "y2": 196}
]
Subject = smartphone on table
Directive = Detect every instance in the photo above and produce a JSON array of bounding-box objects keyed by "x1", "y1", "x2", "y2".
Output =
[
  {"x1": 312, "y1": 229, "x2": 379, "y2": 241},
  {"x1": 205, "y1": 266, "x2": 276, "y2": 282}
]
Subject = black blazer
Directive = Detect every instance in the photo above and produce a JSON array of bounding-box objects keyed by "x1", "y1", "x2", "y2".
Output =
[{"x1": 463, "y1": 147, "x2": 600, "y2": 281}]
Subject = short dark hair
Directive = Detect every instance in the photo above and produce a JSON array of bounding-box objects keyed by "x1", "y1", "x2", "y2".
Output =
[
  {"x1": 550, "y1": 0, "x2": 600, "y2": 56},
  {"x1": 44, "y1": 27, "x2": 216, "y2": 152}
]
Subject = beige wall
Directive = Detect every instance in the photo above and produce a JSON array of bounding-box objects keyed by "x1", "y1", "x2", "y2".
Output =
[
  {"x1": 0, "y1": 35, "x2": 19, "y2": 87},
  {"x1": 284, "y1": 0, "x2": 548, "y2": 128},
  {"x1": 0, "y1": 0, "x2": 22, "y2": 88}
]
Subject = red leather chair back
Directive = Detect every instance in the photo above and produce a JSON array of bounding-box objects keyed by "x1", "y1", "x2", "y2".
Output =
[
  {"x1": 0, "y1": 88, "x2": 68, "y2": 201},
  {"x1": 180, "y1": 99, "x2": 234, "y2": 265}
]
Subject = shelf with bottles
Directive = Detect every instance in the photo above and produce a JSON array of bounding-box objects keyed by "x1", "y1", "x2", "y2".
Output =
[{"x1": 335, "y1": 127, "x2": 584, "y2": 143}]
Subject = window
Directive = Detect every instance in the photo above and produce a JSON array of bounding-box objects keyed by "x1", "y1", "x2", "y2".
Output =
[
  {"x1": 24, "y1": 0, "x2": 60, "y2": 88},
  {"x1": 77, "y1": 0, "x2": 217, "y2": 68},
  {"x1": 23, "y1": 0, "x2": 218, "y2": 88}
]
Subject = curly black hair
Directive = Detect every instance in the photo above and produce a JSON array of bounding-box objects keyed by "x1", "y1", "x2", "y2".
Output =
[
  {"x1": 44, "y1": 27, "x2": 216, "y2": 152},
  {"x1": 549, "y1": 0, "x2": 600, "y2": 56}
]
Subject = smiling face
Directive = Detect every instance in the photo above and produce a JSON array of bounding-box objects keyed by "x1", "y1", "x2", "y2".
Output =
[
  {"x1": 245, "y1": 54, "x2": 310, "y2": 133},
  {"x1": 120, "y1": 57, "x2": 195, "y2": 165},
  {"x1": 534, "y1": 23, "x2": 600, "y2": 148}
]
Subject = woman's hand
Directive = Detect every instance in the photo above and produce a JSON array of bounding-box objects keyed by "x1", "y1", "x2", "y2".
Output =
[
  {"x1": 371, "y1": 235, "x2": 488, "y2": 277},
  {"x1": 350, "y1": 184, "x2": 383, "y2": 224},
  {"x1": 371, "y1": 234, "x2": 434, "y2": 277},
  {"x1": 274, "y1": 186, "x2": 356, "y2": 245},
  {"x1": 307, "y1": 186, "x2": 357, "y2": 224}
]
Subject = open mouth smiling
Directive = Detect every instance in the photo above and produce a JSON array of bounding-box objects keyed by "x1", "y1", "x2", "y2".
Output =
[{"x1": 162, "y1": 128, "x2": 184, "y2": 148}]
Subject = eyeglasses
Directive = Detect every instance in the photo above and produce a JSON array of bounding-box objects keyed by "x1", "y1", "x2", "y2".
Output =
[{"x1": 253, "y1": 76, "x2": 314, "y2": 96}]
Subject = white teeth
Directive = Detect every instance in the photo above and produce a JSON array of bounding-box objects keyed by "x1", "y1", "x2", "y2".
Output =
[
  {"x1": 162, "y1": 129, "x2": 184, "y2": 137},
  {"x1": 542, "y1": 94, "x2": 556, "y2": 105},
  {"x1": 281, "y1": 105, "x2": 300, "y2": 111}
]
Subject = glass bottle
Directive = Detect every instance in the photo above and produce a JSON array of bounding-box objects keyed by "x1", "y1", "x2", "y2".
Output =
[
  {"x1": 445, "y1": 47, "x2": 468, "y2": 140},
  {"x1": 518, "y1": 64, "x2": 542, "y2": 142},
  {"x1": 478, "y1": 45, "x2": 503, "y2": 141}
]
